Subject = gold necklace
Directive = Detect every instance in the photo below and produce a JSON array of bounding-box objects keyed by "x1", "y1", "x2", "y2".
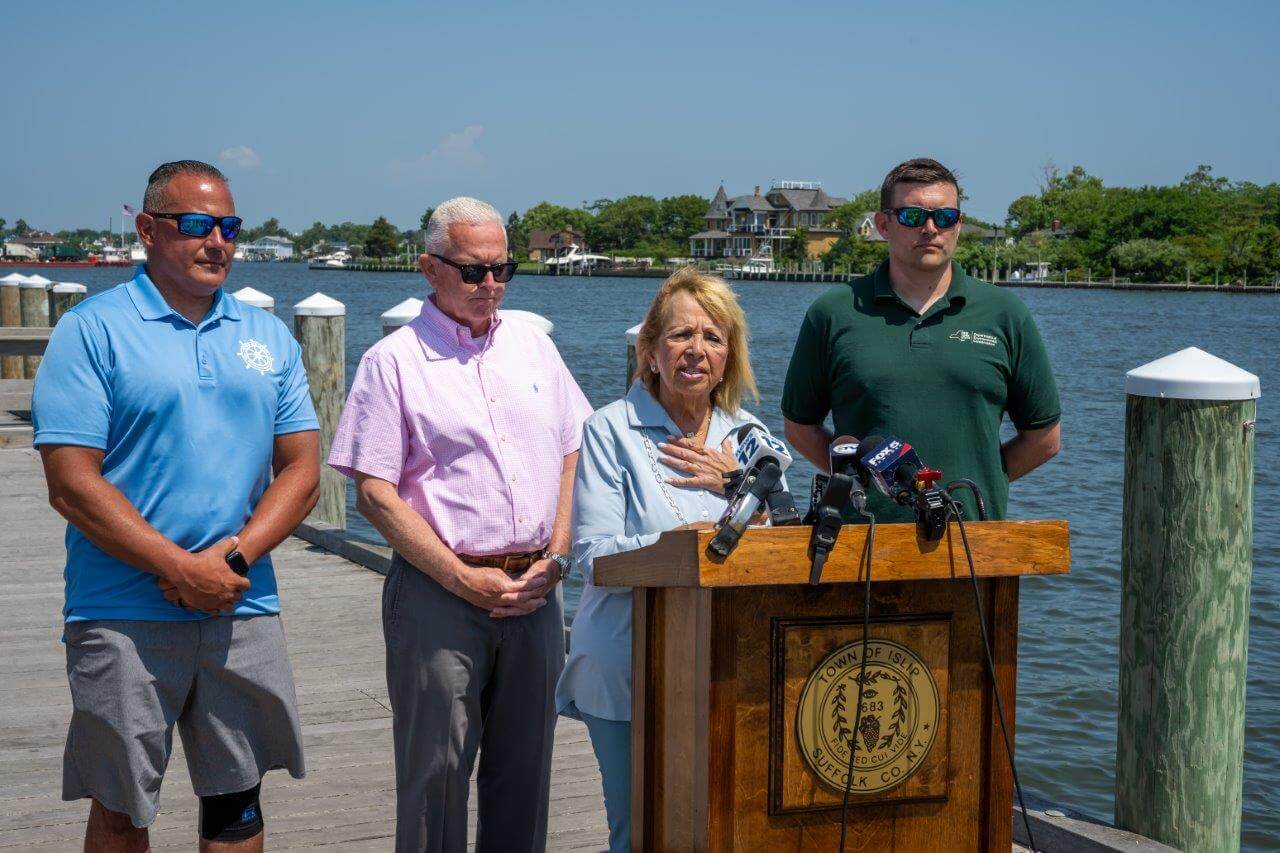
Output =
[{"x1": 682, "y1": 409, "x2": 712, "y2": 440}]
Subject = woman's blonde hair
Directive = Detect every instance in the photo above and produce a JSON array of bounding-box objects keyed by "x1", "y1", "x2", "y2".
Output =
[{"x1": 633, "y1": 268, "x2": 758, "y2": 414}]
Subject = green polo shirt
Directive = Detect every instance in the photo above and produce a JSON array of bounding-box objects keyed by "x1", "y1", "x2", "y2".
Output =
[{"x1": 782, "y1": 261, "x2": 1060, "y2": 522}]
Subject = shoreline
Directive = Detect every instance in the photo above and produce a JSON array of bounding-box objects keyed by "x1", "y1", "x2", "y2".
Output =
[{"x1": 309, "y1": 261, "x2": 1279, "y2": 293}]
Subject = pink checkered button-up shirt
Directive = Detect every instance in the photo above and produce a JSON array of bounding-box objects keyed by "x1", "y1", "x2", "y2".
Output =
[{"x1": 328, "y1": 295, "x2": 593, "y2": 555}]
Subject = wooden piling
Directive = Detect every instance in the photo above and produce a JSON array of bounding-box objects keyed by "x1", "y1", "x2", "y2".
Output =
[
  {"x1": 49, "y1": 282, "x2": 86, "y2": 326},
  {"x1": 232, "y1": 286, "x2": 275, "y2": 313},
  {"x1": 1115, "y1": 347, "x2": 1259, "y2": 852},
  {"x1": 0, "y1": 274, "x2": 24, "y2": 379},
  {"x1": 19, "y1": 275, "x2": 51, "y2": 378},
  {"x1": 294, "y1": 293, "x2": 346, "y2": 528}
]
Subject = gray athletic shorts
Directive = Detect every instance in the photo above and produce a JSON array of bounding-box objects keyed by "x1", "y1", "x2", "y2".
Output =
[{"x1": 62, "y1": 614, "x2": 305, "y2": 828}]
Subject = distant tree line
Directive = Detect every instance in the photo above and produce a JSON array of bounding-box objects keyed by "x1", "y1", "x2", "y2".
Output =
[
  {"x1": 999, "y1": 164, "x2": 1280, "y2": 282},
  {"x1": 218, "y1": 215, "x2": 413, "y2": 260},
  {"x1": 9, "y1": 164, "x2": 1278, "y2": 280},
  {"x1": 505, "y1": 195, "x2": 710, "y2": 260},
  {"x1": 819, "y1": 165, "x2": 1280, "y2": 283}
]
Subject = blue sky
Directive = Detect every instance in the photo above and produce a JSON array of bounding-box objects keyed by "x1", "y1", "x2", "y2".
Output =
[{"x1": 7, "y1": 1, "x2": 1278, "y2": 232}]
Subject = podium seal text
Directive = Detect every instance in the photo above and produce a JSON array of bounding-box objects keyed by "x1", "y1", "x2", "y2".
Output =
[{"x1": 796, "y1": 638, "x2": 940, "y2": 794}]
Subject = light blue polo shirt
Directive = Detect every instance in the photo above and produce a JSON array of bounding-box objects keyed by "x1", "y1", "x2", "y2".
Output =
[{"x1": 32, "y1": 266, "x2": 319, "y2": 622}]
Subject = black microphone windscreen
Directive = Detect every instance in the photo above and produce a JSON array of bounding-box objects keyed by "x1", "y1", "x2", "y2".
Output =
[{"x1": 855, "y1": 436, "x2": 885, "y2": 464}]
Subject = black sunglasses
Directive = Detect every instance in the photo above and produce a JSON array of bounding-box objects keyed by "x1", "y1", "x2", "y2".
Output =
[
  {"x1": 429, "y1": 253, "x2": 517, "y2": 285},
  {"x1": 884, "y1": 206, "x2": 962, "y2": 229},
  {"x1": 147, "y1": 212, "x2": 243, "y2": 240}
]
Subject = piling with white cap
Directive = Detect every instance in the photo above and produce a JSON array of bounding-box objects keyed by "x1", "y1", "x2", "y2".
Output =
[
  {"x1": 625, "y1": 322, "x2": 642, "y2": 391},
  {"x1": 0, "y1": 273, "x2": 27, "y2": 379},
  {"x1": 232, "y1": 286, "x2": 275, "y2": 314},
  {"x1": 380, "y1": 297, "x2": 423, "y2": 337},
  {"x1": 497, "y1": 309, "x2": 554, "y2": 335},
  {"x1": 294, "y1": 293, "x2": 347, "y2": 527},
  {"x1": 1115, "y1": 347, "x2": 1259, "y2": 852},
  {"x1": 19, "y1": 274, "x2": 52, "y2": 378},
  {"x1": 49, "y1": 282, "x2": 87, "y2": 326}
]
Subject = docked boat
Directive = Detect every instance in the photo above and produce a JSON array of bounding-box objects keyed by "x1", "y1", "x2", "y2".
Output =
[
  {"x1": 543, "y1": 244, "x2": 613, "y2": 274},
  {"x1": 717, "y1": 251, "x2": 776, "y2": 278},
  {"x1": 308, "y1": 250, "x2": 353, "y2": 270},
  {"x1": 96, "y1": 246, "x2": 132, "y2": 266}
]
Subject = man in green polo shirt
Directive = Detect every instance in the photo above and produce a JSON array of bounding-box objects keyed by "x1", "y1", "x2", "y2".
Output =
[{"x1": 782, "y1": 158, "x2": 1060, "y2": 522}]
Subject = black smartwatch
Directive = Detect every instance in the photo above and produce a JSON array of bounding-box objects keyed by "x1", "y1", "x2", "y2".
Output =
[{"x1": 225, "y1": 549, "x2": 251, "y2": 577}]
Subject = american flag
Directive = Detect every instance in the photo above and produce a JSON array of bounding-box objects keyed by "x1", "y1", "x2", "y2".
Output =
[{"x1": 122, "y1": 204, "x2": 137, "y2": 217}]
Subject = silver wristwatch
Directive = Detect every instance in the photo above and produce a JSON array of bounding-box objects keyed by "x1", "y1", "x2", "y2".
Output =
[{"x1": 545, "y1": 551, "x2": 571, "y2": 581}]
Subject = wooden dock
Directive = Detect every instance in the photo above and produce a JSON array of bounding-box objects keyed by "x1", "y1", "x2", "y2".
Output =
[{"x1": 0, "y1": 448, "x2": 610, "y2": 851}]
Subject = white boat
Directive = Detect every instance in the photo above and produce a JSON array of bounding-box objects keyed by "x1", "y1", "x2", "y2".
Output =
[
  {"x1": 98, "y1": 245, "x2": 131, "y2": 265},
  {"x1": 308, "y1": 250, "x2": 353, "y2": 270},
  {"x1": 718, "y1": 251, "x2": 776, "y2": 278},
  {"x1": 740, "y1": 254, "x2": 776, "y2": 274},
  {"x1": 543, "y1": 244, "x2": 613, "y2": 274}
]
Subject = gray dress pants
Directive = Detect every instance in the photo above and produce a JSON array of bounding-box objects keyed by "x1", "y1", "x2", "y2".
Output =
[{"x1": 383, "y1": 552, "x2": 565, "y2": 853}]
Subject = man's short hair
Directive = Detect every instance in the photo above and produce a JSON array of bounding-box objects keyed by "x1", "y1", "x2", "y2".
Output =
[
  {"x1": 423, "y1": 197, "x2": 504, "y2": 254},
  {"x1": 879, "y1": 158, "x2": 960, "y2": 210},
  {"x1": 143, "y1": 160, "x2": 228, "y2": 211}
]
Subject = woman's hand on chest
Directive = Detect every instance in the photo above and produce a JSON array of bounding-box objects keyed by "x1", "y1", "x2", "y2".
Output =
[{"x1": 657, "y1": 434, "x2": 738, "y2": 495}]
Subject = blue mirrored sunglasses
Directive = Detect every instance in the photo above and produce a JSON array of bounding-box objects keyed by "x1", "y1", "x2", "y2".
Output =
[
  {"x1": 147, "y1": 212, "x2": 243, "y2": 240},
  {"x1": 885, "y1": 206, "x2": 961, "y2": 229}
]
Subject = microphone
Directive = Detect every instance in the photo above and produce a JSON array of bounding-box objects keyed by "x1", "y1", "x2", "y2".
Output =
[
  {"x1": 806, "y1": 436, "x2": 866, "y2": 585},
  {"x1": 855, "y1": 435, "x2": 948, "y2": 541},
  {"x1": 801, "y1": 473, "x2": 829, "y2": 525},
  {"x1": 707, "y1": 462, "x2": 784, "y2": 559},
  {"x1": 730, "y1": 425, "x2": 800, "y2": 526},
  {"x1": 854, "y1": 435, "x2": 926, "y2": 506}
]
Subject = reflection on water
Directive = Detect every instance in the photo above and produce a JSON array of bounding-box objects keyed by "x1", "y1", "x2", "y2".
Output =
[{"x1": 58, "y1": 265, "x2": 1277, "y2": 849}]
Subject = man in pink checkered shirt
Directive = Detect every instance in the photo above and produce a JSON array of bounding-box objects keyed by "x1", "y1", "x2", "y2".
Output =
[{"x1": 328, "y1": 197, "x2": 593, "y2": 853}]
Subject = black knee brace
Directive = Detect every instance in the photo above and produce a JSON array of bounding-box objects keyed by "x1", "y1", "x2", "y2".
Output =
[{"x1": 199, "y1": 783, "x2": 264, "y2": 842}]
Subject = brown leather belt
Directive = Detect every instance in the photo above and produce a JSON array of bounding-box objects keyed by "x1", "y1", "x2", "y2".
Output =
[{"x1": 457, "y1": 549, "x2": 546, "y2": 574}]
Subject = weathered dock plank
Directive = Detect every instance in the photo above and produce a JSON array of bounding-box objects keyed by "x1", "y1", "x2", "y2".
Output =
[{"x1": 0, "y1": 448, "x2": 609, "y2": 851}]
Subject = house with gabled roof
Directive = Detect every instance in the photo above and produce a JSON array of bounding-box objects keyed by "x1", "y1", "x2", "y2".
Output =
[{"x1": 690, "y1": 181, "x2": 849, "y2": 260}]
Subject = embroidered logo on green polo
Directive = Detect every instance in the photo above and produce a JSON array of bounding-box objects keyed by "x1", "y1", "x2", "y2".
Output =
[{"x1": 948, "y1": 330, "x2": 997, "y2": 347}]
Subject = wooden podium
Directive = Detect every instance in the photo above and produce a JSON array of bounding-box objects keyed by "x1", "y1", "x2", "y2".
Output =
[{"x1": 595, "y1": 520, "x2": 1069, "y2": 852}]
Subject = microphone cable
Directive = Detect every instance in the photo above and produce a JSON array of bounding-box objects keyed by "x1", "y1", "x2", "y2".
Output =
[
  {"x1": 837, "y1": 506, "x2": 876, "y2": 853},
  {"x1": 943, "y1": 480, "x2": 1038, "y2": 853}
]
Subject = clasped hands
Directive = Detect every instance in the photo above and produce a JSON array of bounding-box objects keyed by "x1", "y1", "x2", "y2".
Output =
[
  {"x1": 157, "y1": 536, "x2": 250, "y2": 614},
  {"x1": 451, "y1": 557, "x2": 561, "y2": 619}
]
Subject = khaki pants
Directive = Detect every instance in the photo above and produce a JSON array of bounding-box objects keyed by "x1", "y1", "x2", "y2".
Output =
[{"x1": 383, "y1": 553, "x2": 565, "y2": 853}]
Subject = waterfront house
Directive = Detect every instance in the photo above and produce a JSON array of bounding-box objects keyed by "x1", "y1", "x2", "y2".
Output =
[
  {"x1": 241, "y1": 235, "x2": 295, "y2": 261},
  {"x1": 8, "y1": 230, "x2": 59, "y2": 251},
  {"x1": 527, "y1": 228, "x2": 587, "y2": 262},
  {"x1": 1024, "y1": 219, "x2": 1076, "y2": 241},
  {"x1": 689, "y1": 182, "x2": 849, "y2": 260},
  {"x1": 966, "y1": 225, "x2": 1013, "y2": 244}
]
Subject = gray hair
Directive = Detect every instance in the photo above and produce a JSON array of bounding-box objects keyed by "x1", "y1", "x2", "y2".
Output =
[
  {"x1": 143, "y1": 160, "x2": 228, "y2": 211},
  {"x1": 423, "y1": 196, "x2": 504, "y2": 254}
]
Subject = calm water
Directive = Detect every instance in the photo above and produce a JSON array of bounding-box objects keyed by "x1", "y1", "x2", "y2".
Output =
[{"x1": 43, "y1": 264, "x2": 1278, "y2": 848}]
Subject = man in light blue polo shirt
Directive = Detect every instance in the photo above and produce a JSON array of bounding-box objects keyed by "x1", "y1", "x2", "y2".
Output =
[{"x1": 32, "y1": 160, "x2": 321, "y2": 852}]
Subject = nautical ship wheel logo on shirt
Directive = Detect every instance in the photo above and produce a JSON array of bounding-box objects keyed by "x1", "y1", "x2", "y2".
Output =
[
  {"x1": 795, "y1": 639, "x2": 940, "y2": 795},
  {"x1": 237, "y1": 339, "x2": 275, "y2": 375}
]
